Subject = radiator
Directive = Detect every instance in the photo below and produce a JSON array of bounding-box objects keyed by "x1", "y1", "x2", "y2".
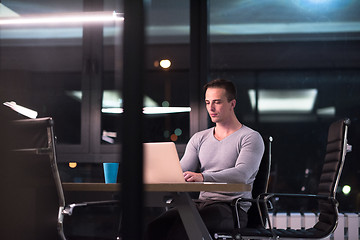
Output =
[{"x1": 269, "y1": 212, "x2": 360, "y2": 240}]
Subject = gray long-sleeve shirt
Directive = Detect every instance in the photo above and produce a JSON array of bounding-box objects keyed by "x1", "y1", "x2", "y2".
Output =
[{"x1": 180, "y1": 125, "x2": 264, "y2": 211}]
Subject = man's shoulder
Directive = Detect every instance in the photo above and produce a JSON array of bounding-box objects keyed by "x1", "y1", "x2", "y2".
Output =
[
  {"x1": 194, "y1": 127, "x2": 213, "y2": 137},
  {"x1": 237, "y1": 125, "x2": 263, "y2": 142},
  {"x1": 189, "y1": 127, "x2": 214, "y2": 144},
  {"x1": 240, "y1": 125, "x2": 260, "y2": 135}
]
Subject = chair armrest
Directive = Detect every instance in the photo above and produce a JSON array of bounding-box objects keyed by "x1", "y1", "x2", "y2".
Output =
[
  {"x1": 58, "y1": 200, "x2": 120, "y2": 240},
  {"x1": 231, "y1": 195, "x2": 273, "y2": 228},
  {"x1": 258, "y1": 193, "x2": 338, "y2": 231},
  {"x1": 231, "y1": 197, "x2": 257, "y2": 206},
  {"x1": 232, "y1": 197, "x2": 272, "y2": 208},
  {"x1": 62, "y1": 200, "x2": 120, "y2": 216},
  {"x1": 259, "y1": 192, "x2": 338, "y2": 207},
  {"x1": 261, "y1": 192, "x2": 334, "y2": 199}
]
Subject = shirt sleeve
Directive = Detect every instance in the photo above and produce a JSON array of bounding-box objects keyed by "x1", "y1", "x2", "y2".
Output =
[
  {"x1": 180, "y1": 133, "x2": 201, "y2": 172},
  {"x1": 202, "y1": 131, "x2": 265, "y2": 184}
]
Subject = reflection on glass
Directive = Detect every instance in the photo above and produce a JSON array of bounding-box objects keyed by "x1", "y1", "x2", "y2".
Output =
[
  {"x1": 0, "y1": 11, "x2": 123, "y2": 26},
  {"x1": 248, "y1": 89, "x2": 317, "y2": 113},
  {"x1": 0, "y1": 18, "x2": 83, "y2": 144},
  {"x1": 100, "y1": 90, "x2": 191, "y2": 144},
  {"x1": 210, "y1": 0, "x2": 360, "y2": 212},
  {"x1": 3, "y1": 101, "x2": 38, "y2": 119}
]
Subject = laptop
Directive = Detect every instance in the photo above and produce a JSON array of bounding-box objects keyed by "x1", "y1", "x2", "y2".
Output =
[{"x1": 143, "y1": 142, "x2": 186, "y2": 183}]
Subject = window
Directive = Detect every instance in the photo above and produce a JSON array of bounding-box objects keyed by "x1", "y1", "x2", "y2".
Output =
[{"x1": 209, "y1": 0, "x2": 360, "y2": 211}]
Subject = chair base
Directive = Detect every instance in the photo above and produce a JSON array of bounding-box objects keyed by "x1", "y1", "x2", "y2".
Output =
[{"x1": 233, "y1": 227, "x2": 331, "y2": 239}]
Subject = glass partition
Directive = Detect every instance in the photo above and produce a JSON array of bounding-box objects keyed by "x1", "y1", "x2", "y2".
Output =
[
  {"x1": 100, "y1": 0, "x2": 191, "y2": 145},
  {"x1": 209, "y1": 0, "x2": 360, "y2": 212},
  {"x1": 0, "y1": 0, "x2": 84, "y2": 144},
  {"x1": 0, "y1": 0, "x2": 124, "y2": 183},
  {"x1": 1, "y1": 0, "x2": 359, "y2": 212}
]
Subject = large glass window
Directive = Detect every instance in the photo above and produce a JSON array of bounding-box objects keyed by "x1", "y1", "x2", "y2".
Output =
[
  {"x1": 144, "y1": 0, "x2": 190, "y2": 145},
  {"x1": 0, "y1": 0, "x2": 124, "y2": 183},
  {"x1": 0, "y1": 0, "x2": 84, "y2": 144},
  {"x1": 2, "y1": 0, "x2": 359, "y2": 212},
  {"x1": 209, "y1": 0, "x2": 360, "y2": 211},
  {"x1": 100, "y1": 0, "x2": 191, "y2": 145}
]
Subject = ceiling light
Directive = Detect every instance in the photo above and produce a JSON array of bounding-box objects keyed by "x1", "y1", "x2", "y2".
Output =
[
  {"x1": 101, "y1": 107, "x2": 191, "y2": 115},
  {"x1": 248, "y1": 89, "x2": 317, "y2": 113},
  {"x1": 143, "y1": 107, "x2": 190, "y2": 114},
  {"x1": 0, "y1": 3, "x2": 20, "y2": 18},
  {"x1": 0, "y1": 11, "x2": 123, "y2": 26},
  {"x1": 66, "y1": 90, "x2": 190, "y2": 115},
  {"x1": 66, "y1": 90, "x2": 158, "y2": 108},
  {"x1": 3, "y1": 101, "x2": 38, "y2": 119},
  {"x1": 316, "y1": 106, "x2": 335, "y2": 116}
]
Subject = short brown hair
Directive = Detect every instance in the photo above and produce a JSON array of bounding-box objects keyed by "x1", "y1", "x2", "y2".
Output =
[{"x1": 203, "y1": 79, "x2": 237, "y2": 102}]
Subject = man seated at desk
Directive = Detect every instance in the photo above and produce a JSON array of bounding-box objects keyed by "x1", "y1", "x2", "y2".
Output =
[{"x1": 146, "y1": 79, "x2": 265, "y2": 240}]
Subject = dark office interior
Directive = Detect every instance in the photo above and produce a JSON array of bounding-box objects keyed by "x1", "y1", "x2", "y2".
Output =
[{"x1": 1, "y1": 0, "x2": 359, "y2": 239}]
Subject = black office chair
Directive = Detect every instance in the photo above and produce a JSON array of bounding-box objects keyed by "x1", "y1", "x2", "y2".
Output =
[
  {"x1": 3, "y1": 117, "x2": 66, "y2": 240},
  {"x1": 3, "y1": 117, "x2": 120, "y2": 240},
  {"x1": 214, "y1": 135, "x2": 273, "y2": 240},
  {"x1": 230, "y1": 118, "x2": 351, "y2": 240}
]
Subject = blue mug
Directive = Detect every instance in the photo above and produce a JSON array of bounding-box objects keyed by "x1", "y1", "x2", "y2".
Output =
[{"x1": 103, "y1": 163, "x2": 119, "y2": 183}]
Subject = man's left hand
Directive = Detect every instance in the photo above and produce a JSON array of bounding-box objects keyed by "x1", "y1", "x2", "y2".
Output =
[{"x1": 183, "y1": 171, "x2": 204, "y2": 182}]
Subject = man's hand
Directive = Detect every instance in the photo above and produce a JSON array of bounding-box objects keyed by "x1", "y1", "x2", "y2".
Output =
[{"x1": 183, "y1": 171, "x2": 204, "y2": 182}]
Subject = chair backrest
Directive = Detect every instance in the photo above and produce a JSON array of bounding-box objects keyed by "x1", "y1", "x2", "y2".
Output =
[
  {"x1": 313, "y1": 118, "x2": 350, "y2": 234},
  {"x1": 246, "y1": 135, "x2": 273, "y2": 228},
  {"x1": 3, "y1": 117, "x2": 65, "y2": 240}
]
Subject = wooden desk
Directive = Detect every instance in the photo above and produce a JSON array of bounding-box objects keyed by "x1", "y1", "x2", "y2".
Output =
[
  {"x1": 62, "y1": 182, "x2": 251, "y2": 192},
  {"x1": 62, "y1": 182, "x2": 251, "y2": 240}
]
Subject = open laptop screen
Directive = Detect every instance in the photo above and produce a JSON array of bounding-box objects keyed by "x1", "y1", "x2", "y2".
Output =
[{"x1": 143, "y1": 142, "x2": 185, "y2": 183}]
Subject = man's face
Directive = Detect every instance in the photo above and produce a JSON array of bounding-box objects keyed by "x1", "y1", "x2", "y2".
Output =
[{"x1": 205, "y1": 87, "x2": 235, "y2": 123}]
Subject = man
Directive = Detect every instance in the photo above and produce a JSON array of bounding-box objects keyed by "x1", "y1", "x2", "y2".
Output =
[{"x1": 146, "y1": 79, "x2": 264, "y2": 240}]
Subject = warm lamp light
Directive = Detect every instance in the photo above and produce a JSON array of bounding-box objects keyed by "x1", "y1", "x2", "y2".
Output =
[
  {"x1": 159, "y1": 59, "x2": 171, "y2": 69},
  {"x1": 69, "y1": 162, "x2": 77, "y2": 168}
]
